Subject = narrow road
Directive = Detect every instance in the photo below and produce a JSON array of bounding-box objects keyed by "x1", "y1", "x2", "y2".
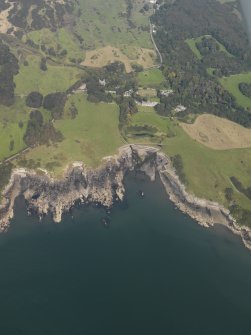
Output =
[{"x1": 149, "y1": 18, "x2": 163, "y2": 66}]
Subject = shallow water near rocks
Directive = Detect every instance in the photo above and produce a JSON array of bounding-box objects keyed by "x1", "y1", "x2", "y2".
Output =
[{"x1": 0, "y1": 174, "x2": 251, "y2": 334}]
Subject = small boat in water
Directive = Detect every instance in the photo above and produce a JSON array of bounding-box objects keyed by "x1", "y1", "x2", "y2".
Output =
[{"x1": 138, "y1": 190, "x2": 145, "y2": 198}]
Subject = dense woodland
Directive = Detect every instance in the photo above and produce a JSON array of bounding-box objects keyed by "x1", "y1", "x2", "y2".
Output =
[
  {"x1": 23, "y1": 110, "x2": 63, "y2": 146},
  {"x1": 152, "y1": 0, "x2": 251, "y2": 126}
]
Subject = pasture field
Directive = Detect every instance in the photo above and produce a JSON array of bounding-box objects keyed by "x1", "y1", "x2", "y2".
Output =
[
  {"x1": 82, "y1": 46, "x2": 156, "y2": 72},
  {"x1": 162, "y1": 127, "x2": 251, "y2": 214},
  {"x1": 186, "y1": 38, "x2": 202, "y2": 59},
  {"x1": 220, "y1": 72, "x2": 251, "y2": 109},
  {"x1": 129, "y1": 107, "x2": 174, "y2": 134},
  {"x1": 75, "y1": 0, "x2": 153, "y2": 50},
  {"x1": 181, "y1": 114, "x2": 251, "y2": 150},
  {"x1": 25, "y1": 28, "x2": 84, "y2": 62},
  {"x1": 18, "y1": 96, "x2": 124, "y2": 175},
  {"x1": 21, "y1": 1, "x2": 156, "y2": 71},
  {"x1": 186, "y1": 35, "x2": 232, "y2": 59},
  {"x1": 137, "y1": 68, "x2": 165, "y2": 87},
  {"x1": 126, "y1": 108, "x2": 251, "y2": 218},
  {"x1": 0, "y1": 99, "x2": 29, "y2": 161},
  {"x1": 15, "y1": 55, "x2": 84, "y2": 96}
]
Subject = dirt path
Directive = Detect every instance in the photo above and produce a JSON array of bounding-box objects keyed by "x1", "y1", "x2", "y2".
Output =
[
  {"x1": 149, "y1": 18, "x2": 163, "y2": 66},
  {"x1": 0, "y1": 147, "x2": 31, "y2": 166}
]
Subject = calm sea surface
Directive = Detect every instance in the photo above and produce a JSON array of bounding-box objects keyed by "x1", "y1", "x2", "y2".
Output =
[{"x1": 1, "y1": 174, "x2": 251, "y2": 334}]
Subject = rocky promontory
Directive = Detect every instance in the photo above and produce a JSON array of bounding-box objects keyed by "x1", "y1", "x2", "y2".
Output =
[{"x1": 0, "y1": 144, "x2": 251, "y2": 249}]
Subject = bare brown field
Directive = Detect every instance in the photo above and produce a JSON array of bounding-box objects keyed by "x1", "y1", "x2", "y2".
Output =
[
  {"x1": 82, "y1": 46, "x2": 156, "y2": 73},
  {"x1": 181, "y1": 114, "x2": 251, "y2": 150},
  {"x1": 0, "y1": 2, "x2": 14, "y2": 34}
]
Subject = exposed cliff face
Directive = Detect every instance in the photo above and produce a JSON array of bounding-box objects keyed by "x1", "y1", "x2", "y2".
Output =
[
  {"x1": 0, "y1": 145, "x2": 160, "y2": 230},
  {"x1": 1, "y1": 144, "x2": 251, "y2": 250}
]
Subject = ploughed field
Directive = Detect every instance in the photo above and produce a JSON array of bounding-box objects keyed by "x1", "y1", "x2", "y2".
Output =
[{"x1": 181, "y1": 114, "x2": 251, "y2": 150}]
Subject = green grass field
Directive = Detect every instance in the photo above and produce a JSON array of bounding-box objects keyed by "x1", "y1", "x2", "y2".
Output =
[
  {"x1": 19, "y1": 96, "x2": 124, "y2": 174},
  {"x1": 137, "y1": 68, "x2": 165, "y2": 87},
  {"x1": 15, "y1": 55, "x2": 84, "y2": 96},
  {"x1": 220, "y1": 72, "x2": 251, "y2": 109}
]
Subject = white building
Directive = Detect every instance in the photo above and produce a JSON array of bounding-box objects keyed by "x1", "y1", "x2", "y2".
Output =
[
  {"x1": 124, "y1": 89, "x2": 133, "y2": 97},
  {"x1": 160, "y1": 89, "x2": 174, "y2": 97},
  {"x1": 136, "y1": 101, "x2": 159, "y2": 107},
  {"x1": 99, "y1": 79, "x2": 106, "y2": 86},
  {"x1": 174, "y1": 105, "x2": 187, "y2": 113}
]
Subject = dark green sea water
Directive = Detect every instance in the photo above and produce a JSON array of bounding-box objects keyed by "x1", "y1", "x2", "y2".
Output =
[{"x1": 1, "y1": 174, "x2": 251, "y2": 334}]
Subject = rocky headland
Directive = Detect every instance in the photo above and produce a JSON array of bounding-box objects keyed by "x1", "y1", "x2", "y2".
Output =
[{"x1": 0, "y1": 144, "x2": 251, "y2": 249}]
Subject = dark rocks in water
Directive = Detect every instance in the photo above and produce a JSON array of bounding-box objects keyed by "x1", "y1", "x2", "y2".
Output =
[
  {"x1": 106, "y1": 208, "x2": 112, "y2": 215},
  {"x1": 32, "y1": 193, "x2": 40, "y2": 200}
]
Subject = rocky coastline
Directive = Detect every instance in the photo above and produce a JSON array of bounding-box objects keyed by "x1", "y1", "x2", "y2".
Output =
[{"x1": 0, "y1": 144, "x2": 251, "y2": 249}]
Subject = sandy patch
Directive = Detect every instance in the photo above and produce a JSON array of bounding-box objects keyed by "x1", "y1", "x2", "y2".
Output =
[
  {"x1": 82, "y1": 45, "x2": 156, "y2": 73},
  {"x1": 0, "y1": 2, "x2": 14, "y2": 34},
  {"x1": 181, "y1": 114, "x2": 251, "y2": 150}
]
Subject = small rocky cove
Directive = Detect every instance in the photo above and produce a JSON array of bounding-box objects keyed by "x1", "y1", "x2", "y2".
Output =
[{"x1": 1, "y1": 144, "x2": 251, "y2": 249}]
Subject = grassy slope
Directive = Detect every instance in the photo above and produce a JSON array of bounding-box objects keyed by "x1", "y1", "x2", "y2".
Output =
[
  {"x1": 127, "y1": 108, "x2": 251, "y2": 215},
  {"x1": 25, "y1": 28, "x2": 84, "y2": 62},
  {"x1": 130, "y1": 108, "x2": 173, "y2": 133},
  {"x1": 220, "y1": 72, "x2": 251, "y2": 109},
  {"x1": 1, "y1": 0, "x2": 152, "y2": 167},
  {"x1": 75, "y1": 0, "x2": 153, "y2": 50},
  {"x1": 186, "y1": 35, "x2": 233, "y2": 59},
  {"x1": 163, "y1": 128, "x2": 251, "y2": 211},
  {"x1": 19, "y1": 96, "x2": 124, "y2": 175},
  {"x1": 0, "y1": 99, "x2": 30, "y2": 161},
  {"x1": 186, "y1": 38, "x2": 202, "y2": 59},
  {"x1": 15, "y1": 55, "x2": 84, "y2": 96},
  {"x1": 137, "y1": 68, "x2": 165, "y2": 87},
  {"x1": 25, "y1": 0, "x2": 154, "y2": 61}
]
